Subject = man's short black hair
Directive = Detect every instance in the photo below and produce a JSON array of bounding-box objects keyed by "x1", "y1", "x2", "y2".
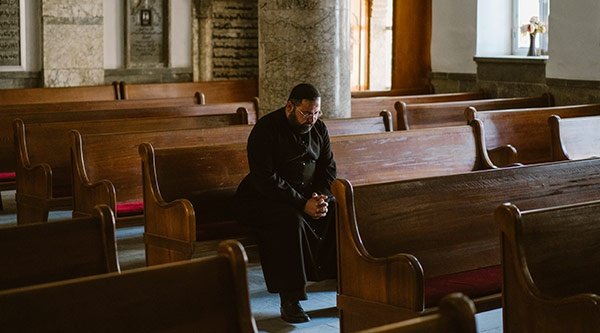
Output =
[{"x1": 288, "y1": 83, "x2": 320, "y2": 106}]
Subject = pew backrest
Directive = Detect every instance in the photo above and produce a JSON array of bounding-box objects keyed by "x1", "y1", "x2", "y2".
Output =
[
  {"x1": 121, "y1": 79, "x2": 258, "y2": 104},
  {"x1": 495, "y1": 202, "x2": 600, "y2": 332},
  {"x1": 548, "y1": 114, "x2": 600, "y2": 161},
  {"x1": 0, "y1": 240, "x2": 257, "y2": 333},
  {"x1": 0, "y1": 204, "x2": 118, "y2": 291},
  {"x1": 351, "y1": 91, "x2": 486, "y2": 129},
  {"x1": 351, "y1": 85, "x2": 434, "y2": 98},
  {"x1": 0, "y1": 84, "x2": 119, "y2": 105},
  {"x1": 466, "y1": 104, "x2": 600, "y2": 165},
  {"x1": 324, "y1": 111, "x2": 393, "y2": 135},
  {"x1": 397, "y1": 93, "x2": 555, "y2": 130}
]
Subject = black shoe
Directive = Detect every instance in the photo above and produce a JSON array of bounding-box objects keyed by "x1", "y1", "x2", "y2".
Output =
[{"x1": 280, "y1": 300, "x2": 310, "y2": 323}]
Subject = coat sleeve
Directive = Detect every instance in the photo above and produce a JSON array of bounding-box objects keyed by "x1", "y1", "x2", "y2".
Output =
[
  {"x1": 246, "y1": 121, "x2": 307, "y2": 211},
  {"x1": 313, "y1": 122, "x2": 337, "y2": 197}
]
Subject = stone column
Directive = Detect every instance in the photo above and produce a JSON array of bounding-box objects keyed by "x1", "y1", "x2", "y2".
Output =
[
  {"x1": 258, "y1": 0, "x2": 350, "y2": 118},
  {"x1": 41, "y1": 0, "x2": 104, "y2": 87}
]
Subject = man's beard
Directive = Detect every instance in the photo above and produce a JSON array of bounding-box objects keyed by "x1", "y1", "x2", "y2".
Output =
[{"x1": 288, "y1": 112, "x2": 313, "y2": 134}]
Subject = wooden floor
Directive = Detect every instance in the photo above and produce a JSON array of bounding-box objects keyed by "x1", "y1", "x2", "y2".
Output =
[{"x1": 0, "y1": 190, "x2": 502, "y2": 332}]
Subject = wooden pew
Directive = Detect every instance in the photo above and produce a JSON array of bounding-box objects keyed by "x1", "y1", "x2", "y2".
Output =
[
  {"x1": 351, "y1": 91, "x2": 486, "y2": 129},
  {"x1": 0, "y1": 240, "x2": 257, "y2": 333},
  {"x1": 0, "y1": 93, "x2": 204, "y2": 113},
  {"x1": 0, "y1": 83, "x2": 119, "y2": 105},
  {"x1": 496, "y1": 201, "x2": 600, "y2": 333},
  {"x1": 358, "y1": 293, "x2": 477, "y2": 333},
  {"x1": 69, "y1": 115, "x2": 397, "y2": 228},
  {"x1": 548, "y1": 114, "x2": 600, "y2": 161},
  {"x1": 13, "y1": 113, "x2": 253, "y2": 225},
  {"x1": 351, "y1": 85, "x2": 434, "y2": 98},
  {"x1": 120, "y1": 79, "x2": 258, "y2": 104},
  {"x1": 466, "y1": 104, "x2": 600, "y2": 165},
  {"x1": 0, "y1": 204, "x2": 119, "y2": 291},
  {"x1": 397, "y1": 93, "x2": 555, "y2": 130},
  {"x1": 0, "y1": 101, "x2": 256, "y2": 196},
  {"x1": 330, "y1": 157, "x2": 600, "y2": 332},
  {"x1": 140, "y1": 125, "x2": 495, "y2": 265}
]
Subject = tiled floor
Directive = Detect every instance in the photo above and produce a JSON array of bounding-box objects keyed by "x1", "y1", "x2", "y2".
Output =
[{"x1": 0, "y1": 191, "x2": 502, "y2": 332}]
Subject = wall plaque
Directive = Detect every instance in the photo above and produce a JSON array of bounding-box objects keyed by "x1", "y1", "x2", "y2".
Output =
[
  {"x1": 125, "y1": 0, "x2": 168, "y2": 68},
  {"x1": 0, "y1": 0, "x2": 20, "y2": 66}
]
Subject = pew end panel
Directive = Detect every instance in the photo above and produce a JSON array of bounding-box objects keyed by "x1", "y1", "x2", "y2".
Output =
[
  {"x1": 70, "y1": 130, "x2": 118, "y2": 219},
  {"x1": 0, "y1": 240, "x2": 257, "y2": 333},
  {"x1": 0, "y1": 204, "x2": 119, "y2": 291},
  {"x1": 357, "y1": 293, "x2": 478, "y2": 333},
  {"x1": 139, "y1": 143, "x2": 198, "y2": 266},
  {"x1": 332, "y1": 178, "x2": 426, "y2": 330},
  {"x1": 495, "y1": 202, "x2": 600, "y2": 333},
  {"x1": 548, "y1": 114, "x2": 600, "y2": 161},
  {"x1": 14, "y1": 119, "x2": 73, "y2": 224}
]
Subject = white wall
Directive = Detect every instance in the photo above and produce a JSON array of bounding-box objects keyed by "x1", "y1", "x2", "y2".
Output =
[
  {"x1": 476, "y1": 0, "x2": 511, "y2": 56},
  {"x1": 545, "y1": 2, "x2": 600, "y2": 80},
  {"x1": 433, "y1": 0, "x2": 600, "y2": 82},
  {"x1": 431, "y1": 0, "x2": 478, "y2": 74},
  {"x1": 103, "y1": 0, "x2": 191, "y2": 69}
]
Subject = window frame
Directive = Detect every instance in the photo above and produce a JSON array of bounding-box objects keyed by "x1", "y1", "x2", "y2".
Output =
[{"x1": 512, "y1": 0, "x2": 549, "y2": 56}]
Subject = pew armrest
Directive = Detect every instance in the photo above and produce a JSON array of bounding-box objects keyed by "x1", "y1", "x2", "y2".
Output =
[
  {"x1": 72, "y1": 178, "x2": 115, "y2": 218},
  {"x1": 17, "y1": 163, "x2": 52, "y2": 200},
  {"x1": 487, "y1": 145, "x2": 519, "y2": 167},
  {"x1": 527, "y1": 293, "x2": 600, "y2": 330},
  {"x1": 144, "y1": 197, "x2": 197, "y2": 266}
]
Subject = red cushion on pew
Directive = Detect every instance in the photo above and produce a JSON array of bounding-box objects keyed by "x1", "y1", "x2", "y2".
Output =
[
  {"x1": 0, "y1": 172, "x2": 16, "y2": 181},
  {"x1": 424, "y1": 265, "x2": 501, "y2": 307},
  {"x1": 116, "y1": 201, "x2": 144, "y2": 217}
]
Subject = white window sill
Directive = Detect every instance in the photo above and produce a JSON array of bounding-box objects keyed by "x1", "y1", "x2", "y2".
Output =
[{"x1": 473, "y1": 55, "x2": 548, "y2": 64}]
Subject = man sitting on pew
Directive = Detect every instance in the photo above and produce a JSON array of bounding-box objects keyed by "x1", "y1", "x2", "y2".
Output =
[{"x1": 233, "y1": 83, "x2": 337, "y2": 324}]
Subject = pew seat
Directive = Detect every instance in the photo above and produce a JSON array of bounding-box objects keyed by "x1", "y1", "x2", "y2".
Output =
[
  {"x1": 0, "y1": 240, "x2": 257, "y2": 333},
  {"x1": 0, "y1": 205, "x2": 118, "y2": 291},
  {"x1": 496, "y1": 201, "x2": 600, "y2": 332},
  {"x1": 331, "y1": 157, "x2": 600, "y2": 331}
]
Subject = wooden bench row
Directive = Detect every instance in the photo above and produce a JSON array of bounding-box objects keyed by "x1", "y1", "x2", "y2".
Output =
[
  {"x1": 140, "y1": 123, "x2": 499, "y2": 264},
  {"x1": 331, "y1": 156, "x2": 600, "y2": 331},
  {"x1": 0, "y1": 79, "x2": 258, "y2": 105},
  {"x1": 0, "y1": 236, "x2": 256, "y2": 332}
]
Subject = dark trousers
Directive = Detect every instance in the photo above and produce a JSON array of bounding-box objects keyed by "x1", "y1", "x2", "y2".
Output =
[{"x1": 233, "y1": 200, "x2": 336, "y2": 296}]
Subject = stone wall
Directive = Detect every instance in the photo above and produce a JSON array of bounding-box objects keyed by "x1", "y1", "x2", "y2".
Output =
[
  {"x1": 193, "y1": 0, "x2": 258, "y2": 81},
  {"x1": 432, "y1": 57, "x2": 600, "y2": 105},
  {"x1": 41, "y1": 0, "x2": 104, "y2": 87}
]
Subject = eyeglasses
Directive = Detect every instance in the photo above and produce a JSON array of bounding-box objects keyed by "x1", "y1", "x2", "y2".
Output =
[{"x1": 295, "y1": 107, "x2": 322, "y2": 119}]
